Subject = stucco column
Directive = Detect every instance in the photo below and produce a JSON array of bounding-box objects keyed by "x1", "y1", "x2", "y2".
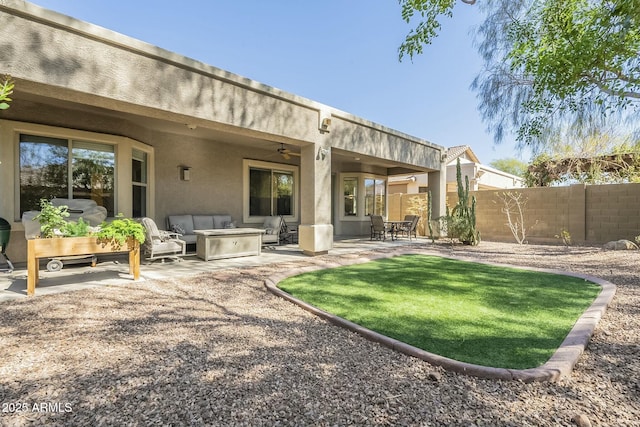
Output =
[
  {"x1": 298, "y1": 142, "x2": 333, "y2": 255},
  {"x1": 427, "y1": 158, "x2": 447, "y2": 236}
]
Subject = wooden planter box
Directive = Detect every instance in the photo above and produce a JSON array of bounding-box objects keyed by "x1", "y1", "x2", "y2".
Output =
[{"x1": 27, "y1": 236, "x2": 140, "y2": 296}]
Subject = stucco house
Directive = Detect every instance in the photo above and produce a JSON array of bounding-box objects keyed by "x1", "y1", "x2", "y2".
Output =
[
  {"x1": 388, "y1": 145, "x2": 524, "y2": 194},
  {"x1": 0, "y1": 1, "x2": 447, "y2": 263}
]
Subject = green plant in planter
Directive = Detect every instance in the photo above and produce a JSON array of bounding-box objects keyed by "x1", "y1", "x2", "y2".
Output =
[
  {"x1": 96, "y1": 216, "x2": 145, "y2": 249},
  {"x1": 65, "y1": 217, "x2": 91, "y2": 237},
  {"x1": 34, "y1": 199, "x2": 70, "y2": 238}
]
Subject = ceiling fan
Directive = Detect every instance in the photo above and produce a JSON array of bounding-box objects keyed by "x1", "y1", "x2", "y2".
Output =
[{"x1": 277, "y1": 143, "x2": 300, "y2": 160}]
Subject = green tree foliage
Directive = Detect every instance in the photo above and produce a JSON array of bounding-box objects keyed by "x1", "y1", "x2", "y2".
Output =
[
  {"x1": 489, "y1": 158, "x2": 528, "y2": 177},
  {"x1": 399, "y1": 0, "x2": 462, "y2": 60},
  {"x1": 0, "y1": 75, "x2": 14, "y2": 110},
  {"x1": 399, "y1": 0, "x2": 640, "y2": 153}
]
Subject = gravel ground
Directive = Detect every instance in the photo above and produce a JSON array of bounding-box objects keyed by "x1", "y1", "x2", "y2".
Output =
[{"x1": 0, "y1": 241, "x2": 638, "y2": 426}]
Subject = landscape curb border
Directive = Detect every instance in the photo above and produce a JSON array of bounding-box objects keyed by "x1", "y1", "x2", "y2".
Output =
[{"x1": 263, "y1": 248, "x2": 617, "y2": 383}]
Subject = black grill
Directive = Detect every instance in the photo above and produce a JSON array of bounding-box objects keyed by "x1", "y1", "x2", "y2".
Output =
[{"x1": 0, "y1": 217, "x2": 14, "y2": 273}]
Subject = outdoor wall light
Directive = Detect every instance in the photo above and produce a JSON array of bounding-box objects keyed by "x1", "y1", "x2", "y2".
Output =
[
  {"x1": 320, "y1": 117, "x2": 332, "y2": 132},
  {"x1": 181, "y1": 166, "x2": 192, "y2": 181}
]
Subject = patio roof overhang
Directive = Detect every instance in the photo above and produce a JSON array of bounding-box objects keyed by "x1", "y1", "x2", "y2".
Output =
[{"x1": 7, "y1": 84, "x2": 441, "y2": 176}]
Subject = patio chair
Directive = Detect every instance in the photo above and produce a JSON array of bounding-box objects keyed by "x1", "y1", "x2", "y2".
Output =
[
  {"x1": 261, "y1": 216, "x2": 282, "y2": 246},
  {"x1": 400, "y1": 215, "x2": 420, "y2": 240},
  {"x1": 370, "y1": 215, "x2": 387, "y2": 241},
  {"x1": 279, "y1": 216, "x2": 298, "y2": 244},
  {"x1": 139, "y1": 217, "x2": 186, "y2": 262}
]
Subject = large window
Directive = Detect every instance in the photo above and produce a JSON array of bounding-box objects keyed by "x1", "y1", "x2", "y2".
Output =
[
  {"x1": 244, "y1": 159, "x2": 298, "y2": 222},
  {"x1": 19, "y1": 134, "x2": 115, "y2": 216},
  {"x1": 249, "y1": 168, "x2": 294, "y2": 216}
]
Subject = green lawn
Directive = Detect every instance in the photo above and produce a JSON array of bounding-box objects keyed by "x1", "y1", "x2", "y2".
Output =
[{"x1": 278, "y1": 255, "x2": 601, "y2": 369}]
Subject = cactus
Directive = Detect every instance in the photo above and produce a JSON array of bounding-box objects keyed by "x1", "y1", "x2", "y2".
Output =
[
  {"x1": 427, "y1": 190, "x2": 434, "y2": 243},
  {"x1": 448, "y1": 159, "x2": 480, "y2": 245}
]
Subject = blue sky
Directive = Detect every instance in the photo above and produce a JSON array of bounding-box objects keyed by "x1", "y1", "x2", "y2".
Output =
[{"x1": 29, "y1": 0, "x2": 527, "y2": 164}]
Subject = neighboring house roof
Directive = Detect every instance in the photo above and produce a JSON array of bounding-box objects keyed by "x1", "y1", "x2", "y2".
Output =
[
  {"x1": 447, "y1": 145, "x2": 480, "y2": 164},
  {"x1": 445, "y1": 145, "x2": 524, "y2": 190},
  {"x1": 388, "y1": 144, "x2": 525, "y2": 192}
]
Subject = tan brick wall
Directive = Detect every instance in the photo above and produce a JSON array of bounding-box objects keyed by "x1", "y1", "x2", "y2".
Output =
[
  {"x1": 586, "y1": 184, "x2": 640, "y2": 242},
  {"x1": 439, "y1": 183, "x2": 640, "y2": 244},
  {"x1": 387, "y1": 193, "x2": 430, "y2": 236}
]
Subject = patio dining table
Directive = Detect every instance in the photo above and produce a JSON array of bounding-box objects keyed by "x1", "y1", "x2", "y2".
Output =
[{"x1": 384, "y1": 220, "x2": 413, "y2": 241}]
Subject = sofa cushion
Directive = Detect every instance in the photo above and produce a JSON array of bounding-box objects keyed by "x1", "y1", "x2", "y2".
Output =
[
  {"x1": 193, "y1": 215, "x2": 214, "y2": 230},
  {"x1": 213, "y1": 215, "x2": 232, "y2": 229},
  {"x1": 179, "y1": 234, "x2": 197, "y2": 245},
  {"x1": 168, "y1": 215, "x2": 194, "y2": 235}
]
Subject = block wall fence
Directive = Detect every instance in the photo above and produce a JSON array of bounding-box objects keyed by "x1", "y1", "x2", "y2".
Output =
[{"x1": 388, "y1": 183, "x2": 640, "y2": 244}]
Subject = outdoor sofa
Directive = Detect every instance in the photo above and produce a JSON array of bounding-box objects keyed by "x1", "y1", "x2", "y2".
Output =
[{"x1": 167, "y1": 214, "x2": 233, "y2": 246}]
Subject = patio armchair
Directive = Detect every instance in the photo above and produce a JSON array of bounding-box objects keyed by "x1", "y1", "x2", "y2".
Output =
[
  {"x1": 279, "y1": 216, "x2": 298, "y2": 244},
  {"x1": 139, "y1": 217, "x2": 186, "y2": 262},
  {"x1": 370, "y1": 215, "x2": 387, "y2": 241},
  {"x1": 261, "y1": 216, "x2": 282, "y2": 246},
  {"x1": 400, "y1": 215, "x2": 420, "y2": 240}
]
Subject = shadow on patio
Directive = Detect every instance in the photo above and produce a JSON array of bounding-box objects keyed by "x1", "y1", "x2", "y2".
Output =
[{"x1": 0, "y1": 237, "x2": 426, "y2": 301}]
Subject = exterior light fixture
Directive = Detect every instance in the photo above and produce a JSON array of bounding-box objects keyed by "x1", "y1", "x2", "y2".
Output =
[
  {"x1": 319, "y1": 117, "x2": 332, "y2": 133},
  {"x1": 181, "y1": 166, "x2": 192, "y2": 181}
]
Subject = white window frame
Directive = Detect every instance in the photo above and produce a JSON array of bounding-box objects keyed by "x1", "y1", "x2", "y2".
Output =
[
  {"x1": 132, "y1": 148, "x2": 149, "y2": 218},
  {"x1": 338, "y1": 172, "x2": 388, "y2": 221}
]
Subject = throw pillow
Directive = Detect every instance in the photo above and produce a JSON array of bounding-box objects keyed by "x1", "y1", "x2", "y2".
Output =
[{"x1": 172, "y1": 224, "x2": 186, "y2": 235}]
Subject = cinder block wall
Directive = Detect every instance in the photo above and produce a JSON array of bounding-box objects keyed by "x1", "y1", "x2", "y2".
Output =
[
  {"x1": 586, "y1": 184, "x2": 640, "y2": 242},
  {"x1": 444, "y1": 183, "x2": 640, "y2": 244}
]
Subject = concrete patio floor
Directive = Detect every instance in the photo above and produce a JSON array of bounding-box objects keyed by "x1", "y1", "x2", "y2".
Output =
[{"x1": 0, "y1": 237, "x2": 423, "y2": 302}]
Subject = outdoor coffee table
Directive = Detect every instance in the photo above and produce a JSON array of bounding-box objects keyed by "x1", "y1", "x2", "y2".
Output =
[{"x1": 194, "y1": 228, "x2": 265, "y2": 261}]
